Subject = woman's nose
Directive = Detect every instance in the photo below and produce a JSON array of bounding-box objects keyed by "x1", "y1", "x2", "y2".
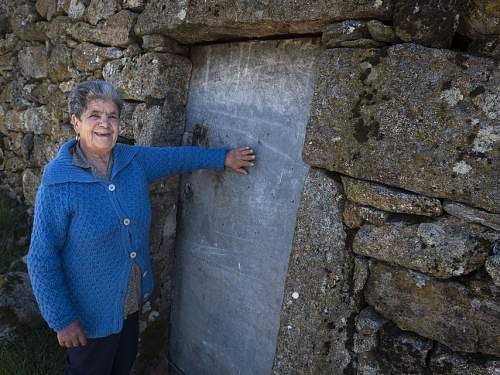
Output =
[{"x1": 98, "y1": 117, "x2": 112, "y2": 127}]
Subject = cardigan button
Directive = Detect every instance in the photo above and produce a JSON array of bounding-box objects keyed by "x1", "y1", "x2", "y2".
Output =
[
  {"x1": 123, "y1": 218, "x2": 131, "y2": 226},
  {"x1": 129, "y1": 251, "x2": 137, "y2": 259},
  {"x1": 108, "y1": 184, "x2": 116, "y2": 192},
  {"x1": 142, "y1": 271, "x2": 148, "y2": 278}
]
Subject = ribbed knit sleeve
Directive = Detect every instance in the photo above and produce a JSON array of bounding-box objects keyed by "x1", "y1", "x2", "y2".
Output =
[
  {"x1": 27, "y1": 183, "x2": 78, "y2": 332},
  {"x1": 134, "y1": 146, "x2": 228, "y2": 183}
]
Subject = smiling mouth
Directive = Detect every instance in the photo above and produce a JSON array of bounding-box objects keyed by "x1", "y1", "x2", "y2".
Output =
[{"x1": 94, "y1": 132, "x2": 111, "y2": 137}]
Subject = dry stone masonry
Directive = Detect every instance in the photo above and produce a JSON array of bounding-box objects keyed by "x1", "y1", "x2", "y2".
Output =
[{"x1": 0, "y1": 0, "x2": 499, "y2": 374}]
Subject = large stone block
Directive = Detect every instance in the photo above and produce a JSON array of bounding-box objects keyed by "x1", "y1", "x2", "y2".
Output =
[
  {"x1": 321, "y1": 20, "x2": 371, "y2": 48},
  {"x1": 273, "y1": 169, "x2": 355, "y2": 374},
  {"x1": 467, "y1": 35, "x2": 500, "y2": 61},
  {"x1": 48, "y1": 44, "x2": 73, "y2": 82},
  {"x1": 444, "y1": 199, "x2": 500, "y2": 231},
  {"x1": 9, "y1": 4, "x2": 48, "y2": 41},
  {"x1": 0, "y1": 52, "x2": 15, "y2": 75},
  {"x1": 365, "y1": 261, "x2": 500, "y2": 356},
  {"x1": 367, "y1": 20, "x2": 399, "y2": 43},
  {"x1": 46, "y1": 16, "x2": 74, "y2": 43},
  {"x1": 0, "y1": 34, "x2": 17, "y2": 56},
  {"x1": 393, "y1": 0, "x2": 461, "y2": 48},
  {"x1": 35, "y1": 0, "x2": 65, "y2": 21},
  {"x1": 354, "y1": 306, "x2": 388, "y2": 354},
  {"x1": 353, "y1": 216, "x2": 497, "y2": 278},
  {"x1": 103, "y1": 52, "x2": 191, "y2": 101},
  {"x1": 485, "y1": 253, "x2": 500, "y2": 286},
  {"x1": 122, "y1": 0, "x2": 144, "y2": 12},
  {"x1": 22, "y1": 168, "x2": 41, "y2": 206},
  {"x1": 355, "y1": 308, "x2": 436, "y2": 374},
  {"x1": 64, "y1": 0, "x2": 86, "y2": 20},
  {"x1": 303, "y1": 44, "x2": 500, "y2": 213},
  {"x1": 71, "y1": 10, "x2": 137, "y2": 47},
  {"x1": 135, "y1": 0, "x2": 393, "y2": 44},
  {"x1": 132, "y1": 103, "x2": 183, "y2": 146},
  {"x1": 4, "y1": 106, "x2": 57, "y2": 135},
  {"x1": 459, "y1": 0, "x2": 500, "y2": 37},
  {"x1": 18, "y1": 46, "x2": 48, "y2": 79},
  {"x1": 85, "y1": 0, "x2": 121, "y2": 25},
  {"x1": 342, "y1": 175, "x2": 442, "y2": 216},
  {"x1": 376, "y1": 323, "x2": 434, "y2": 375},
  {"x1": 72, "y1": 42, "x2": 123, "y2": 72},
  {"x1": 141, "y1": 34, "x2": 188, "y2": 55},
  {"x1": 343, "y1": 200, "x2": 389, "y2": 229}
]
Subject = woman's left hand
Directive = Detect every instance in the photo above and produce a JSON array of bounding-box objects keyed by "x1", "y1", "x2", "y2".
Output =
[{"x1": 224, "y1": 147, "x2": 256, "y2": 175}]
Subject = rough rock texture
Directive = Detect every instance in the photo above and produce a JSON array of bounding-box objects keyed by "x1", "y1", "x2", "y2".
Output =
[
  {"x1": 141, "y1": 34, "x2": 188, "y2": 55},
  {"x1": 132, "y1": 102, "x2": 185, "y2": 146},
  {"x1": 468, "y1": 35, "x2": 500, "y2": 60},
  {"x1": 354, "y1": 306, "x2": 388, "y2": 354},
  {"x1": 429, "y1": 344, "x2": 500, "y2": 374},
  {"x1": 393, "y1": 0, "x2": 461, "y2": 48},
  {"x1": 365, "y1": 261, "x2": 500, "y2": 356},
  {"x1": 355, "y1": 308, "x2": 439, "y2": 375},
  {"x1": 485, "y1": 254, "x2": 500, "y2": 286},
  {"x1": 353, "y1": 256, "x2": 370, "y2": 295},
  {"x1": 443, "y1": 199, "x2": 500, "y2": 231},
  {"x1": 0, "y1": 272, "x2": 43, "y2": 340},
  {"x1": 18, "y1": 46, "x2": 48, "y2": 79},
  {"x1": 367, "y1": 20, "x2": 399, "y2": 43},
  {"x1": 322, "y1": 20, "x2": 370, "y2": 48},
  {"x1": 64, "y1": 0, "x2": 86, "y2": 20},
  {"x1": 35, "y1": 0, "x2": 65, "y2": 21},
  {"x1": 342, "y1": 175, "x2": 443, "y2": 216},
  {"x1": 9, "y1": 4, "x2": 48, "y2": 41},
  {"x1": 303, "y1": 44, "x2": 500, "y2": 214},
  {"x1": 71, "y1": 10, "x2": 137, "y2": 47},
  {"x1": 272, "y1": 169, "x2": 356, "y2": 374},
  {"x1": 102, "y1": 52, "x2": 191, "y2": 101},
  {"x1": 459, "y1": 0, "x2": 500, "y2": 37},
  {"x1": 71, "y1": 42, "x2": 123, "y2": 72},
  {"x1": 135, "y1": 0, "x2": 393, "y2": 44},
  {"x1": 353, "y1": 216, "x2": 496, "y2": 278},
  {"x1": 343, "y1": 200, "x2": 390, "y2": 229},
  {"x1": 48, "y1": 44, "x2": 74, "y2": 82},
  {"x1": 21, "y1": 168, "x2": 39, "y2": 206},
  {"x1": 376, "y1": 323, "x2": 434, "y2": 375},
  {"x1": 122, "y1": 0, "x2": 144, "y2": 12},
  {"x1": 85, "y1": 0, "x2": 121, "y2": 26}
]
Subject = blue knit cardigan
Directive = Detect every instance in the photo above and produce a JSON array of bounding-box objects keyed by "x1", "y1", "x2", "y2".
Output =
[{"x1": 27, "y1": 139, "x2": 227, "y2": 338}]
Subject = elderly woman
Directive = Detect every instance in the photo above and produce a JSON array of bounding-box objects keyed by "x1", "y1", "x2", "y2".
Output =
[{"x1": 27, "y1": 80, "x2": 255, "y2": 374}]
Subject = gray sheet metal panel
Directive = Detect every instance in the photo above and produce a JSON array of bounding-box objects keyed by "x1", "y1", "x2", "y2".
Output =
[{"x1": 170, "y1": 38, "x2": 321, "y2": 375}]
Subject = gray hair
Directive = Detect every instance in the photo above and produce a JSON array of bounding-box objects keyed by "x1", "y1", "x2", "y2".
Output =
[{"x1": 68, "y1": 80, "x2": 123, "y2": 119}]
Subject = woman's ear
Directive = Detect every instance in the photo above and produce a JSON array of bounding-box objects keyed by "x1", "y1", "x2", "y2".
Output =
[{"x1": 71, "y1": 114, "x2": 80, "y2": 132}]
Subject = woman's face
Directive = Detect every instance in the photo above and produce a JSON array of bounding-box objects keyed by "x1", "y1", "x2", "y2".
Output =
[{"x1": 72, "y1": 98, "x2": 120, "y2": 158}]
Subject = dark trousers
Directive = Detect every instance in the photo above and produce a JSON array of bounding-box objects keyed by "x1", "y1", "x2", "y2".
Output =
[{"x1": 64, "y1": 312, "x2": 139, "y2": 375}]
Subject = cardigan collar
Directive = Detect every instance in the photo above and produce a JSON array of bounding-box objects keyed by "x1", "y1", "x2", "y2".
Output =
[{"x1": 42, "y1": 139, "x2": 138, "y2": 185}]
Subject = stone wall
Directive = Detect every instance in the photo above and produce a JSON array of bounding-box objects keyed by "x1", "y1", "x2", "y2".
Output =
[
  {"x1": 0, "y1": 0, "x2": 499, "y2": 374},
  {"x1": 0, "y1": 0, "x2": 191, "y2": 372},
  {"x1": 273, "y1": 1, "x2": 500, "y2": 373}
]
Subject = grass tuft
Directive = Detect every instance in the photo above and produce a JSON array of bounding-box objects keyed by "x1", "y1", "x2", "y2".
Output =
[
  {"x1": 0, "y1": 189, "x2": 29, "y2": 274},
  {"x1": 0, "y1": 324, "x2": 65, "y2": 375}
]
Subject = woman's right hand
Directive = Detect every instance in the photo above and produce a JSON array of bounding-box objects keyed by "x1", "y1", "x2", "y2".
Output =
[{"x1": 57, "y1": 320, "x2": 87, "y2": 347}]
